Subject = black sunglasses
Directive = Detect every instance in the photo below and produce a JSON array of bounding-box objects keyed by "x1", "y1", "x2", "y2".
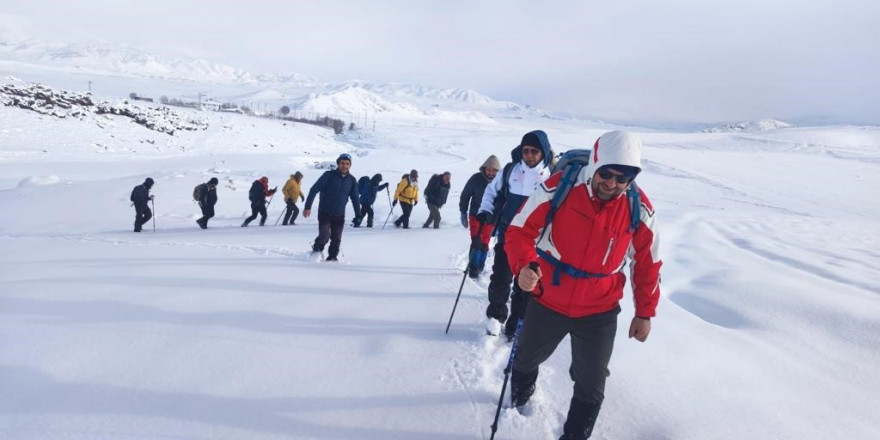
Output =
[
  {"x1": 597, "y1": 168, "x2": 634, "y2": 184},
  {"x1": 521, "y1": 147, "x2": 542, "y2": 156}
]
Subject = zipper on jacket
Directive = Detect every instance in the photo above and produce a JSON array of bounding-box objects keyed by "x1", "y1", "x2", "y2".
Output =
[{"x1": 602, "y1": 238, "x2": 614, "y2": 266}]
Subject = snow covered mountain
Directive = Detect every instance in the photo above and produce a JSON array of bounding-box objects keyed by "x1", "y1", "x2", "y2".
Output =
[{"x1": 702, "y1": 118, "x2": 795, "y2": 133}]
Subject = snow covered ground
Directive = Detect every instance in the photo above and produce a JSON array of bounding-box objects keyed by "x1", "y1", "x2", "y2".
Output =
[{"x1": 1, "y1": 81, "x2": 879, "y2": 440}]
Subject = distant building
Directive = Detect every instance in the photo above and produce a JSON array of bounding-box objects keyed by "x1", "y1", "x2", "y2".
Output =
[{"x1": 201, "y1": 100, "x2": 222, "y2": 111}]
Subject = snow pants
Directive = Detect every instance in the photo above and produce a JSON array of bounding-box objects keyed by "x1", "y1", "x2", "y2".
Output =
[
  {"x1": 134, "y1": 203, "x2": 152, "y2": 232},
  {"x1": 313, "y1": 212, "x2": 346, "y2": 259},
  {"x1": 243, "y1": 200, "x2": 267, "y2": 226}
]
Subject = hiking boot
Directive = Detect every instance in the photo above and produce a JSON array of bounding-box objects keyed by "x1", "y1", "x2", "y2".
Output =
[
  {"x1": 510, "y1": 369, "x2": 538, "y2": 408},
  {"x1": 325, "y1": 255, "x2": 338, "y2": 262},
  {"x1": 241, "y1": 220, "x2": 248, "y2": 227}
]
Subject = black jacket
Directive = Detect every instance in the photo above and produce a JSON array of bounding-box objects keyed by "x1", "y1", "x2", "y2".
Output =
[
  {"x1": 459, "y1": 172, "x2": 491, "y2": 215},
  {"x1": 424, "y1": 176, "x2": 450, "y2": 207},
  {"x1": 200, "y1": 185, "x2": 218, "y2": 207},
  {"x1": 131, "y1": 184, "x2": 151, "y2": 206}
]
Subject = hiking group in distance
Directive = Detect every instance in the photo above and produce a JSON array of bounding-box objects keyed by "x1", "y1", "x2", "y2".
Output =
[{"x1": 128, "y1": 129, "x2": 662, "y2": 440}]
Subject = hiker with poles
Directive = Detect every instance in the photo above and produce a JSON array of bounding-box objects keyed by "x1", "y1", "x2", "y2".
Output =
[
  {"x1": 194, "y1": 177, "x2": 219, "y2": 229},
  {"x1": 459, "y1": 155, "x2": 501, "y2": 278},
  {"x1": 477, "y1": 131, "x2": 553, "y2": 339},
  {"x1": 130, "y1": 177, "x2": 155, "y2": 233},
  {"x1": 241, "y1": 176, "x2": 277, "y2": 227},
  {"x1": 280, "y1": 172, "x2": 305, "y2": 226},
  {"x1": 352, "y1": 173, "x2": 388, "y2": 228},
  {"x1": 500, "y1": 131, "x2": 662, "y2": 440},
  {"x1": 391, "y1": 170, "x2": 419, "y2": 229},
  {"x1": 303, "y1": 153, "x2": 361, "y2": 262}
]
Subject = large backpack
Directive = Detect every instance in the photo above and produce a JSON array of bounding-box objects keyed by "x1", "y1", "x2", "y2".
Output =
[
  {"x1": 130, "y1": 186, "x2": 138, "y2": 202},
  {"x1": 193, "y1": 183, "x2": 207, "y2": 202}
]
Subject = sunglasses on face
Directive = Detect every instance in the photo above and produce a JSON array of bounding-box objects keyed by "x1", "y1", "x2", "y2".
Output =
[
  {"x1": 521, "y1": 147, "x2": 542, "y2": 156},
  {"x1": 597, "y1": 168, "x2": 634, "y2": 184}
]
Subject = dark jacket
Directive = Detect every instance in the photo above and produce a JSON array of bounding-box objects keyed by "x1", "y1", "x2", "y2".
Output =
[
  {"x1": 305, "y1": 170, "x2": 362, "y2": 217},
  {"x1": 424, "y1": 175, "x2": 451, "y2": 207},
  {"x1": 131, "y1": 184, "x2": 151, "y2": 206},
  {"x1": 200, "y1": 185, "x2": 217, "y2": 207},
  {"x1": 248, "y1": 181, "x2": 266, "y2": 202},
  {"x1": 459, "y1": 171, "x2": 492, "y2": 215},
  {"x1": 359, "y1": 177, "x2": 389, "y2": 206}
]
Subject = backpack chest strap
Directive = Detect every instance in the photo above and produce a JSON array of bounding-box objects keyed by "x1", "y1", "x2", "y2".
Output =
[{"x1": 537, "y1": 248, "x2": 610, "y2": 286}]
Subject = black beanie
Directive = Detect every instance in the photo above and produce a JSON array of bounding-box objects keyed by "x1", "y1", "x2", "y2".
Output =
[
  {"x1": 208, "y1": 177, "x2": 219, "y2": 185},
  {"x1": 520, "y1": 132, "x2": 542, "y2": 149},
  {"x1": 144, "y1": 177, "x2": 154, "y2": 187}
]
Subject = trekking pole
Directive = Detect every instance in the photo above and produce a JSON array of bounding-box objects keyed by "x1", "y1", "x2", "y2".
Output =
[
  {"x1": 151, "y1": 197, "x2": 156, "y2": 233},
  {"x1": 381, "y1": 205, "x2": 396, "y2": 230},
  {"x1": 445, "y1": 222, "x2": 485, "y2": 334},
  {"x1": 274, "y1": 205, "x2": 285, "y2": 226},
  {"x1": 489, "y1": 261, "x2": 538, "y2": 440}
]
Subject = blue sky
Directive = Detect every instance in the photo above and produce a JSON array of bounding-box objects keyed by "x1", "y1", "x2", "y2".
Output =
[{"x1": 1, "y1": 0, "x2": 878, "y2": 125}]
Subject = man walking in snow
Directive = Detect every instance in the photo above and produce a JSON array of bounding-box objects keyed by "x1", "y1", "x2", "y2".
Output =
[
  {"x1": 281, "y1": 172, "x2": 305, "y2": 225},
  {"x1": 422, "y1": 171, "x2": 451, "y2": 229},
  {"x1": 241, "y1": 176, "x2": 277, "y2": 227},
  {"x1": 353, "y1": 173, "x2": 389, "y2": 228},
  {"x1": 130, "y1": 177, "x2": 154, "y2": 232},
  {"x1": 196, "y1": 177, "x2": 219, "y2": 229},
  {"x1": 459, "y1": 155, "x2": 501, "y2": 278},
  {"x1": 505, "y1": 131, "x2": 662, "y2": 440},
  {"x1": 477, "y1": 131, "x2": 553, "y2": 338},
  {"x1": 303, "y1": 153, "x2": 361, "y2": 261}
]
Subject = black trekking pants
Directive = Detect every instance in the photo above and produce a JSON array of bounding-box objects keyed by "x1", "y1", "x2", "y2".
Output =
[
  {"x1": 486, "y1": 239, "x2": 517, "y2": 322},
  {"x1": 313, "y1": 212, "x2": 346, "y2": 258},
  {"x1": 394, "y1": 202, "x2": 413, "y2": 228},
  {"x1": 360, "y1": 203, "x2": 374, "y2": 227},
  {"x1": 513, "y1": 301, "x2": 619, "y2": 405},
  {"x1": 198, "y1": 204, "x2": 215, "y2": 226},
  {"x1": 134, "y1": 203, "x2": 152, "y2": 231},
  {"x1": 424, "y1": 203, "x2": 442, "y2": 228},
  {"x1": 244, "y1": 200, "x2": 267, "y2": 226},
  {"x1": 283, "y1": 199, "x2": 300, "y2": 225}
]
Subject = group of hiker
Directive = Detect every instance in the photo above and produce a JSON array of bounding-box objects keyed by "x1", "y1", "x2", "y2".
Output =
[{"x1": 128, "y1": 129, "x2": 662, "y2": 440}]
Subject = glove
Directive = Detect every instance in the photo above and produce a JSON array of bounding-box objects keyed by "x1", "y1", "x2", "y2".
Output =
[
  {"x1": 476, "y1": 211, "x2": 492, "y2": 225},
  {"x1": 414, "y1": 201, "x2": 418, "y2": 206},
  {"x1": 300, "y1": 195, "x2": 305, "y2": 202},
  {"x1": 460, "y1": 212, "x2": 468, "y2": 228},
  {"x1": 392, "y1": 200, "x2": 398, "y2": 207}
]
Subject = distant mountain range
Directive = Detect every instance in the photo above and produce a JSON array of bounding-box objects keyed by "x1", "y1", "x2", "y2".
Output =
[{"x1": 0, "y1": 36, "x2": 535, "y2": 120}]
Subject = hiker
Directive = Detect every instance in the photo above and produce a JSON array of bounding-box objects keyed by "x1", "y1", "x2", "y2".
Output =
[
  {"x1": 459, "y1": 155, "x2": 501, "y2": 277},
  {"x1": 281, "y1": 172, "x2": 305, "y2": 225},
  {"x1": 130, "y1": 177, "x2": 154, "y2": 232},
  {"x1": 391, "y1": 170, "x2": 419, "y2": 229},
  {"x1": 505, "y1": 131, "x2": 661, "y2": 440},
  {"x1": 241, "y1": 176, "x2": 277, "y2": 227},
  {"x1": 353, "y1": 173, "x2": 389, "y2": 228},
  {"x1": 303, "y1": 153, "x2": 361, "y2": 261},
  {"x1": 477, "y1": 130, "x2": 553, "y2": 338},
  {"x1": 422, "y1": 171, "x2": 451, "y2": 229},
  {"x1": 195, "y1": 177, "x2": 219, "y2": 229}
]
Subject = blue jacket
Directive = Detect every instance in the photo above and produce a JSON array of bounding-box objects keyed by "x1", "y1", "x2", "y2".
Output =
[
  {"x1": 358, "y1": 179, "x2": 389, "y2": 206},
  {"x1": 305, "y1": 170, "x2": 361, "y2": 217}
]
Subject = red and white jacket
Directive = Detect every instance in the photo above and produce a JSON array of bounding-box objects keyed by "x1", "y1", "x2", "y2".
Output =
[{"x1": 504, "y1": 131, "x2": 662, "y2": 318}]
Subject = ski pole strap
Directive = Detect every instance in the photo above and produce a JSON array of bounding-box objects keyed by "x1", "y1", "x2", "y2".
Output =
[{"x1": 537, "y1": 248, "x2": 609, "y2": 286}]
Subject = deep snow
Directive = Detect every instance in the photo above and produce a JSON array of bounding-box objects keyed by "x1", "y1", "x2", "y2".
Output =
[{"x1": 1, "y1": 78, "x2": 879, "y2": 440}]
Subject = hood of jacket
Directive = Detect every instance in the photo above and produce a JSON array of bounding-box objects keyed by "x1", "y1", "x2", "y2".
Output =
[{"x1": 583, "y1": 130, "x2": 643, "y2": 178}]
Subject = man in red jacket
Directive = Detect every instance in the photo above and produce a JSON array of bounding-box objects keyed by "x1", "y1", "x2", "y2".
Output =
[{"x1": 504, "y1": 131, "x2": 662, "y2": 440}]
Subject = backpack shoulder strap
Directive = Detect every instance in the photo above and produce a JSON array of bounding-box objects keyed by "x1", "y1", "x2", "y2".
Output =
[
  {"x1": 626, "y1": 181, "x2": 641, "y2": 233},
  {"x1": 539, "y1": 163, "x2": 582, "y2": 241}
]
